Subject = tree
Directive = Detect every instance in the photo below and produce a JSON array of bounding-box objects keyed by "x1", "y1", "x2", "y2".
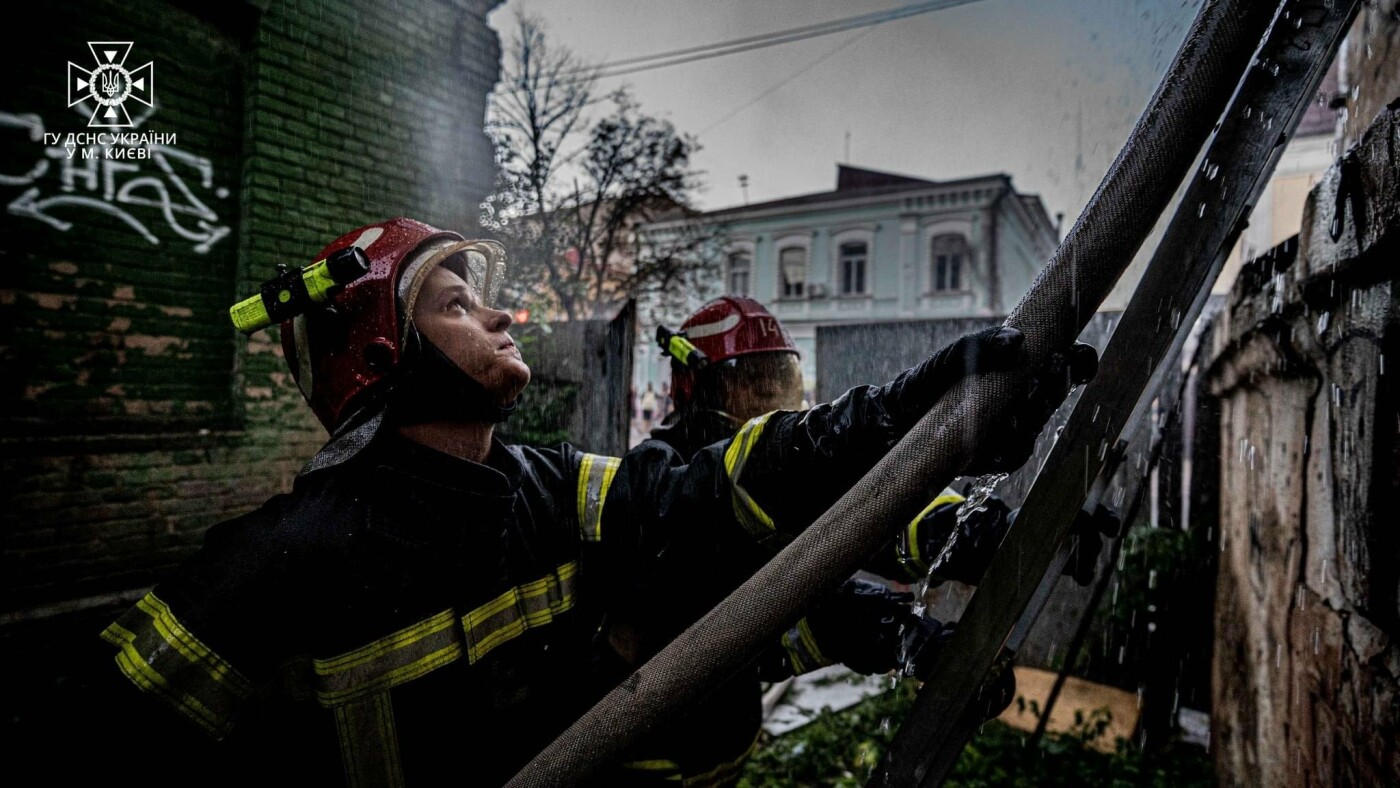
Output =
[{"x1": 482, "y1": 13, "x2": 723, "y2": 323}]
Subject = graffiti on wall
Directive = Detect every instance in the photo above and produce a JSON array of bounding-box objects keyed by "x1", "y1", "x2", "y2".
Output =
[{"x1": 1, "y1": 108, "x2": 231, "y2": 253}]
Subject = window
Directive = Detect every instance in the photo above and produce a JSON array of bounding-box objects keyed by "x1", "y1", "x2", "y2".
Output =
[
  {"x1": 728, "y1": 251, "x2": 751, "y2": 296},
  {"x1": 931, "y1": 234, "x2": 968, "y2": 292},
  {"x1": 839, "y1": 242, "x2": 867, "y2": 295},
  {"x1": 779, "y1": 246, "x2": 806, "y2": 298}
]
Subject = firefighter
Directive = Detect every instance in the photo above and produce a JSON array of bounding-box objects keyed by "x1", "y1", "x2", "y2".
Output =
[
  {"x1": 77, "y1": 218, "x2": 1094, "y2": 786},
  {"x1": 605, "y1": 297, "x2": 1100, "y2": 785}
]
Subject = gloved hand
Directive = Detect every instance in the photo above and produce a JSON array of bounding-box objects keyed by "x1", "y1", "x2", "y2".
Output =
[
  {"x1": 1062, "y1": 503, "x2": 1121, "y2": 586},
  {"x1": 890, "y1": 325, "x2": 1098, "y2": 476},
  {"x1": 921, "y1": 493, "x2": 1015, "y2": 587},
  {"x1": 900, "y1": 619, "x2": 1017, "y2": 721},
  {"x1": 966, "y1": 338, "x2": 1099, "y2": 475},
  {"x1": 806, "y1": 578, "x2": 923, "y2": 676}
]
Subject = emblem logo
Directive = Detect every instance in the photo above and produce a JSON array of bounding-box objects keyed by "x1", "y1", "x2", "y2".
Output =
[{"x1": 67, "y1": 42, "x2": 154, "y2": 128}]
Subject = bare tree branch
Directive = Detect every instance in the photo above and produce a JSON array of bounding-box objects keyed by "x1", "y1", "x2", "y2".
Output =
[{"x1": 482, "y1": 15, "x2": 722, "y2": 324}]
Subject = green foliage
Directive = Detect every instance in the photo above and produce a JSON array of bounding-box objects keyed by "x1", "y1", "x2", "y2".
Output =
[
  {"x1": 1080, "y1": 521, "x2": 1200, "y2": 684},
  {"x1": 495, "y1": 332, "x2": 577, "y2": 447},
  {"x1": 738, "y1": 681, "x2": 1214, "y2": 787},
  {"x1": 501, "y1": 379, "x2": 576, "y2": 447},
  {"x1": 739, "y1": 680, "x2": 915, "y2": 788}
]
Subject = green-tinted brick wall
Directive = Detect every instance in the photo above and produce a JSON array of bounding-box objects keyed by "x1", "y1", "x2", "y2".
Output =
[{"x1": 1, "y1": 0, "x2": 502, "y2": 612}]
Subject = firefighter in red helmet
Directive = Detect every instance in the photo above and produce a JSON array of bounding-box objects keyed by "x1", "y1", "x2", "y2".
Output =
[
  {"x1": 80, "y1": 219, "x2": 1096, "y2": 786},
  {"x1": 600, "y1": 297, "x2": 1008, "y2": 784}
]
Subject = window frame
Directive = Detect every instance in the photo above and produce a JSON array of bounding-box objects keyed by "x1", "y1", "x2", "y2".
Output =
[
  {"x1": 726, "y1": 246, "x2": 754, "y2": 297},
  {"x1": 774, "y1": 235, "x2": 810, "y2": 300},
  {"x1": 829, "y1": 228, "x2": 874, "y2": 298},
  {"x1": 930, "y1": 233, "x2": 971, "y2": 294}
]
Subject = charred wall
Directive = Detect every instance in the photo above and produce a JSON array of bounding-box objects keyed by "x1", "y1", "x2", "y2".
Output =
[{"x1": 1208, "y1": 103, "x2": 1399, "y2": 786}]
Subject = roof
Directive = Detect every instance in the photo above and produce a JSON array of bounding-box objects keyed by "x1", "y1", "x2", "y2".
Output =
[{"x1": 703, "y1": 164, "x2": 1008, "y2": 219}]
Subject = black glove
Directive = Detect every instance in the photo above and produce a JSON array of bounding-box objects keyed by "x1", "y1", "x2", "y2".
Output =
[
  {"x1": 920, "y1": 493, "x2": 1014, "y2": 587},
  {"x1": 900, "y1": 619, "x2": 1017, "y2": 721},
  {"x1": 966, "y1": 338, "x2": 1099, "y2": 475},
  {"x1": 1063, "y1": 503, "x2": 1121, "y2": 586},
  {"x1": 806, "y1": 578, "x2": 922, "y2": 676},
  {"x1": 887, "y1": 325, "x2": 1028, "y2": 433}
]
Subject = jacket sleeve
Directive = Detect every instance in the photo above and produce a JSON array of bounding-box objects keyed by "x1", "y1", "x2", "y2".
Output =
[
  {"x1": 862, "y1": 487, "x2": 968, "y2": 583},
  {"x1": 699, "y1": 348, "x2": 973, "y2": 547},
  {"x1": 570, "y1": 352, "x2": 972, "y2": 650},
  {"x1": 97, "y1": 492, "x2": 295, "y2": 741}
]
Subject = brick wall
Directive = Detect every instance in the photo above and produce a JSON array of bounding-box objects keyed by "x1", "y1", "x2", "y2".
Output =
[{"x1": 0, "y1": 0, "x2": 502, "y2": 615}]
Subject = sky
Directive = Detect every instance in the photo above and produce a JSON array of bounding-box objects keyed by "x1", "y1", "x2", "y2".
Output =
[{"x1": 488, "y1": 0, "x2": 1203, "y2": 227}]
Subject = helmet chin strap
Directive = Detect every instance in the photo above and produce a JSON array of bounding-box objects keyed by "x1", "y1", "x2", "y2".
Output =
[{"x1": 384, "y1": 324, "x2": 519, "y2": 426}]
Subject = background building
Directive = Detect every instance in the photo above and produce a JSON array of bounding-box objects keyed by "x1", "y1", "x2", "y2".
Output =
[{"x1": 635, "y1": 164, "x2": 1060, "y2": 397}]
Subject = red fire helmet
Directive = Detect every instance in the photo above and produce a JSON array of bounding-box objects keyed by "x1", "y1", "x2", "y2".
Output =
[
  {"x1": 671, "y1": 296, "x2": 799, "y2": 405},
  {"x1": 280, "y1": 217, "x2": 507, "y2": 437}
]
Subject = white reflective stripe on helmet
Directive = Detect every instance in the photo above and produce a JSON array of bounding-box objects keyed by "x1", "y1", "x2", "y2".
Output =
[{"x1": 682, "y1": 312, "x2": 740, "y2": 339}]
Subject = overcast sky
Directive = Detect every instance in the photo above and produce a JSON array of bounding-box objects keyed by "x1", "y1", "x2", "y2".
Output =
[{"x1": 489, "y1": 0, "x2": 1203, "y2": 226}]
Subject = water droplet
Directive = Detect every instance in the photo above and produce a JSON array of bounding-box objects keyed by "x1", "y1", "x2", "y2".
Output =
[
  {"x1": 1206, "y1": 163, "x2": 1220, "y2": 180},
  {"x1": 1317, "y1": 312, "x2": 1330, "y2": 335},
  {"x1": 1197, "y1": 202, "x2": 1206, "y2": 218}
]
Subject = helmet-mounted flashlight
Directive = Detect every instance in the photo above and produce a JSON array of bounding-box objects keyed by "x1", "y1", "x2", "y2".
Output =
[
  {"x1": 656, "y1": 325, "x2": 710, "y2": 371},
  {"x1": 228, "y1": 246, "x2": 372, "y2": 334}
]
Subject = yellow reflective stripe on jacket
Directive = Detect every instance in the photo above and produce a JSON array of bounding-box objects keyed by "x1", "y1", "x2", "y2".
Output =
[
  {"x1": 100, "y1": 591, "x2": 254, "y2": 738},
  {"x1": 898, "y1": 489, "x2": 966, "y2": 575},
  {"x1": 620, "y1": 758, "x2": 684, "y2": 781},
  {"x1": 313, "y1": 562, "x2": 579, "y2": 705},
  {"x1": 682, "y1": 729, "x2": 761, "y2": 787},
  {"x1": 463, "y1": 561, "x2": 579, "y2": 664},
  {"x1": 334, "y1": 692, "x2": 405, "y2": 788},
  {"x1": 779, "y1": 617, "x2": 831, "y2": 675},
  {"x1": 723, "y1": 411, "x2": 778, "y2": 542},
  {"x1": 576, "y1": 453, "x2": 622, "y2": 543},
  {"x1": 314, "y1": 609, "x2": 463, "y2": 707},
  {"x1": 621, "y1": 728, "x2": 759, "y2": 787}
]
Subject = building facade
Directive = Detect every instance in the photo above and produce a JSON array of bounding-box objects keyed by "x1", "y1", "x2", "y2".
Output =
[{"x1": 637, "y1": 165, "x2": 1059, "y2": 395}]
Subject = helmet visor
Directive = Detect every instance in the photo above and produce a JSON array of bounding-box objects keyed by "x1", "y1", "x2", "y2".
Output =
[{"x1": 398, "y1": 239, "x2": 509, "y2": 335}]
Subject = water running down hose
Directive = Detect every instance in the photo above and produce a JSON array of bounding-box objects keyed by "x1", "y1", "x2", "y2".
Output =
[{"x1": 507, "y1": 2, "x2": 1280, "y2": 785}]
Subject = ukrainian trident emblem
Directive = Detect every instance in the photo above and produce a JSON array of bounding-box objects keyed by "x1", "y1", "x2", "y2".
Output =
[{"x1": 67, "y1": 42, "x2": 154, "y2": 128}]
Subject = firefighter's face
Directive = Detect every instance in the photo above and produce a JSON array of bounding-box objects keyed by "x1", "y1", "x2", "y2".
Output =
[
  {"x1": 412, "y1": 265, "x2": 530, "y2": 403},
  {"x1": 719, "y1": 352, "x2": 805, "y2": 420}
]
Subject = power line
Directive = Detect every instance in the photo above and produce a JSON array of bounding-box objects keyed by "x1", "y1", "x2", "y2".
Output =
[
  {"x1": 699, "y1": 27, "x2": 875, "y2": 136},
  {"x1": 517, "y1": 0, "x2": 984, "y2": 86}
]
